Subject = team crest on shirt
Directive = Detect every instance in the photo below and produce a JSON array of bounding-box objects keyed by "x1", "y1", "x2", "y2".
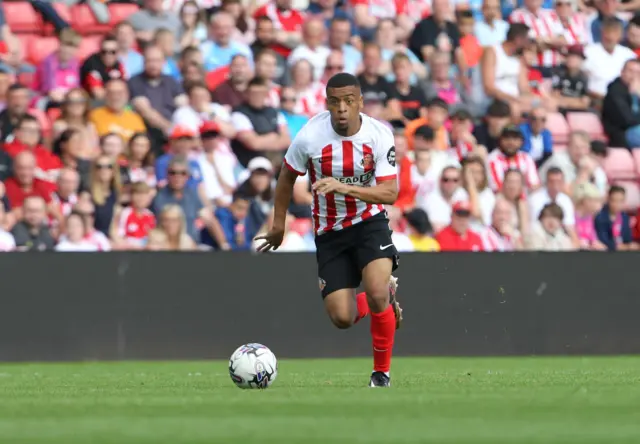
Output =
[
  {"x1": 318, "y1": 278, "x2": 326, "y2": 291},
  {"x1": 361, "y1": 153, "x2": 375, "y2": 169},
  {"x1": 387, "y1": 147, "x2": 396, "y2": 167}
]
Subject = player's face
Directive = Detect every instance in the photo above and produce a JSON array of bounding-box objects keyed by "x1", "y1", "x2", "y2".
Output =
[{"x1": 326, "y1": 86, "x2": 363, "y2": 134}]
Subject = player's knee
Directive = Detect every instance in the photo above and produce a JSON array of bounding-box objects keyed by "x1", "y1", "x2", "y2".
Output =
[
  {"x1": 366, "y1": 287, "x2": 389, "y2": 313},
  {"x1": 329, "y1": 313, "x2": 354, "y2": 329}
]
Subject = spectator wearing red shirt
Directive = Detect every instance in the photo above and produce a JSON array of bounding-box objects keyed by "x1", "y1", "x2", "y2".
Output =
[
  {"x1": 111, "y1": 182, "x2": 156, "y2": 250},
  {"x1": 253, "y1": 0, "x2": 304, "y2": 58},
  {"x1": 436, "y1": 201, "x2": 485, "y2": 251},
  {"x1": 3, "y1": 115, "x2": 63, "y2": 194},
  {"x1": 80, "y1": 36, "x2": 125, "y2": 101},
  {"x1": 351, "y1": 0, "x2": 412, "y2": 42},
  {"x1": 3, "y1": 151, "x2": 56, "y2": 221}
]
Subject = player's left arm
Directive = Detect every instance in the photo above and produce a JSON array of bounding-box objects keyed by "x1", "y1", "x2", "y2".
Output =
[{"x1": 334, "y1": 178, "x2": 399, "y2": 205}]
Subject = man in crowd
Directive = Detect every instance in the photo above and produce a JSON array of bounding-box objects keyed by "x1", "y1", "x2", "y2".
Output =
[
  {"x1": 473, "y1": 100, "x2": 511, "y2": 153},
  {"x1": 80, "y1": 35, "x2": 125, "y2": 101},
  {"x1": 155, "y1": 126, "x2": 202, "y2": 189},
  {"x1": 201, "y1": 11, "x2": 253, "y2": 72},
  {"x1": 288, "y1": 18, "x2": 330, "y2": 81},
  {"x1": 89, "y1": 79, "x2": 146, "y2": 142},
  {"x1": 422, "y1": 165, "x2": 468, "y2": 233},
  {"x1": 251, "y1": 16, "x2": 288, "y2": 84},
  {"x1": 327, "y1": 17, "x2": 362, "y2": 75},
  {"x1": 435, "y1": 201, "x2": 484, "y2": 251},
  {"x1": 0, "y1": 83, "x2": 30, "y2": 142},
  {"x1": 11, "y1": 195, "x2": 55, "y2": 251},
  {"x1": 129, "y1": 0, "x2": 180, "y2": 44},
  {"x1": 211, "y1": 54, "x2": 252, "y2": 110},
  {"x1": 486, "y1": 125, "x2": 541, "y2": 192},
  {"x1": 519, "y1": 105, "x2": 553, "y2": 166},
  {"x1": 115, "y1": 21, "x2": 144, "y2": 79},
  {"x1": 602, "y1": 58, "x2": 640, "y2": 148}
]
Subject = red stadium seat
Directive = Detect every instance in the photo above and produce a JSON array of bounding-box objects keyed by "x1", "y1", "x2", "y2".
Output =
[
  {"x1": 27, "y1": 37, "x2": 59, "y2": 66},
  {"x1": 3, "y1": 2, "x2": 42, "y2": 34},
  {"x1": 615, "y1": 180, "x2": 640, "y2": 212},
  {"x1": 546, "y1": 112, "x2": 569, "y2": 145},
  {"x1": 71, "y1": 3, "x2": 139, "y2": 35},
  {"x1": 77, "y1": 35, "x2": 102, "y2": 62},
  {"x1": 603, "y1": 148, "x2": 637, "y2": 181},
  {"x1": 566, "y1": 112, "x2": 606, "y2": 141},
  {"x1": 108, "y1": 3, "x2": 140, "y2": 24},
  {"x1": 43, "y1": 3, "x2": 72, "y2": 36}
]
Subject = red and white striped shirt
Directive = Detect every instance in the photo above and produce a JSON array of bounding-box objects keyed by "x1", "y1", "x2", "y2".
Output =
[
  {"x1": 510, "y1": 8, "x2": 564, "y2": 67},
  {"x1": 253, "y1": 3, "x2": 305, "y2": 57},
  {"x1": 50, "y1": 192, "x2": 78, "y2": 227},
  {"x1": 293, "y1": 83, "x2": 326, "y2": 117},
  {"x1": 481, "y1": 226, "x2": 517, "y2": 252},
  {"x1": 266, "y1": 84, "x2": 281, "y2": 108},
  {"x1": 553, "y1": 12, "x2": 588, "y2": 46},
  {"x1": 116, "y1": 207, "x2": 156, "y2": 247},
  {"x1": 487, "y1": 150, "x2": 540, "y2": 191},
  {"x1": 284, "y1": 112, "x2": 397, "y2": 235}
]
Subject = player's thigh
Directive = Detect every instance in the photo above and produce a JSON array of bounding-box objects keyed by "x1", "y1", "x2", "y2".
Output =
[
  {"x1": 318, "y1": 252, "x2": 360, "y2": 328},
  {"x1": 356, "y1": 220, "x2": 399, "y2": 299}
]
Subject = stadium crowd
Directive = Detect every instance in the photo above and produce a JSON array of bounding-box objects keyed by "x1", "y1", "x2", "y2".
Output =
[{"x1": 0, "y1": 0, "x2": 640, "y2": 252}]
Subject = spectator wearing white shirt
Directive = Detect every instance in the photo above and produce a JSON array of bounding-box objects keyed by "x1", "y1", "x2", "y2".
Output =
[
  {"x1": 196, "y1": 121, "x2": 239, "y2": 208},
  {"x1": 55, "y1": 212, "x2": 100, "y2": 252},
  {"x1": 0, "y1": 199, "x2": 16, "y2": 251},
  {"x1": 288, "y1": 18, "x2": 331, "y2": 82},
  {"x1": 461, "y1": 156, "x2": 496, "y2": 231},
  {"x1": 172, "y1": 81, "x2": 236, "y2": 138},
  {"x1": 583, "y1": 18, "x2": 636, "y2": 100},
  {"x1": 528, "y1": 167, "x2": 579, "y2": 246},
  {"x1": 422, "y1": 165, "x2": 468, "y2": 233},
  {"x1": 474, "y1": 0, "x2": 509, "y2": 47}
]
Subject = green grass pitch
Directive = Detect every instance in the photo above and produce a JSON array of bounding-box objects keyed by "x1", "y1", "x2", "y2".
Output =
[{"x1": 1, "y1": 357, "x2": 639, "y2": 443}]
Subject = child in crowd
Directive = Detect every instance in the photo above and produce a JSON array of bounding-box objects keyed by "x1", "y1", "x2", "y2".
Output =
[
  {"x1": 110, "y1": 182, "x2": 156, "y2": 249},
  {"x1": 457, "y1": 10, "x2": 482, "y2": 69}
]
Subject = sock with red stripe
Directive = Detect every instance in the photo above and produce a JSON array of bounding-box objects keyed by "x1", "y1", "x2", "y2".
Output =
[
  {"x1": 353, "y1": 292, "x2": 369, "y2": 324},
  {"x1": 370, "y1": 304, "x2": 395, "y2": 373}
]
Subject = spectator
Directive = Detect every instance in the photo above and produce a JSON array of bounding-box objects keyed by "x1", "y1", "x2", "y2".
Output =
[
  {"x1": 555, "y1": 0, "x2": 588, "y2": 46},
  {"x1": 130, "y1": 46, "x2": 188, "y2": 149},
  {"x1": 511, "y1": 0, "x2": 567, "y2": 78},
  {"x1": 178, "y1": 0, "x2": 208, "y2": 51},
  {"x1": 146, "y1": 228, "x2": 169, "y2": 250},
  {"x1": 74, "y1": 199, "x2": 111, "y2": 251},
  {"x1": 461, "y1": 156, "x2": 495, "y2": 230},
  {"x1": 327, "y1": 17, "x2": 362, "y2": 75},
  {"x1": 0, "y1": 139, "x2": 11, "y2": 181},
  {"x1": 574, "y1": 182, "x2": 607, "y2": 250},
  {"x1": 410, "y1": 130, "x2": 448, "y2": 209},
  {"x1": 34, "y1": 28, "x2": 81, "y2": 107},
  {"x1": 155, "y1": 126, "x2": 202, "y2": 189},
  {"x1": 200, "y1": 11, "x2": 253, "y2": 72},
  {"x1": 288, "y1": 18, "x2": 330, "y2": 81},
  {"x1": 539, "y1": 130, "x2": 608, "y2": 195},
  {"x1": 251, "y1": 16, "x2": 288, "y2": 84},
  {"x1": 321, "y1": 50, "x2": 346, "y2": 86},
  {"x1": 3, "y1": 152, "x2": 54, "y2": 221},
  {"x1": 0, "y1": 83, "x2": 30, "y2": 143},
  {"x1": 110, "y1": 182, "x2": 156, "y2": 250},
  {"x1": 474, "y1": 0, "x2": 508, "y2": 47},
  {"x1": 624, "y1": 14, "x2": 640, "y2": 57},
  {"x1": 236, "y1": 156, "x2": 276, "y2": 239},
  {"x1": 357, "y1": 43, "x2": 394, "y2": 112},
  {"x1": 473, "y1": 99, "x2": 511, "y2": 153},
  {"x1": 528, "y1": 167, "x2": 577, "y2": 242},
  {"x1": 152, "y1": 156, "x2": 205, "y2": 241},
  {"x1": 481, "y1": 23, "x2": 536, "y2": 119},
  {"x1": 179, "y1": 48, "x2": 206, "y2": 84},
  {"x1": 3, "y1": 115, "x2": 62, "y2": 194},
  {"x1": 406, "y1": 97, "x2": 451, "y2": 151},
  {"x1": 0, "y1": 198, "x2": 15, "y2": 250},
  {"x1": 54, "y1": 88, "x2": 99, "y2": 159},
  {"x1": 156, "y1": 203, "x2": 197, "y2": 250},
  {"x1": 595, "y1": 185, "x2": 636, "y2": 251},
  {"x1": 100, "y1": 133, "x2": 127, "y2": 166},
  {"x1": 201, "y1": 190, "x2": 252, "y2": 250},
  {"x1": 457, "y1": 10, "x2": 482, "y2": 70},
  {"x1": 11, "y1": 196, "x2": 55, "y2": 252},
  {"x1": 252, "y1": 0, "x2": 304, "y2": 58},
  {"x1": 255, "y1": 49, "x2": 283, "y2": 107},
  {"x1": 279, "y1": 86, "x2": 309, "y2": 139},
  {"x1": 584, "y1": 18, "x2": 635, "y2": 101},
  {"x1": 55, "y1": 211, "x2": 99, "y2": 252},
  {"x1": 551, "y1": 45, "x2": 590, "y2": 113},
  {"x1": 435, "y1": 201, "x2": 485, "y2": 251},
  {"x1": 115, "y1": 21, "x2": 144, "y2": 79},
  {"x1": 123, "y1": 133, "x2": 157, "y2": 189},
  {"x1": 89, "y1": 79, "x2": 146, "y2": 143},
  {"x1": 154, "y1": 28, "x2": 181, "y2": 81},
  {"x1": 602, "y1": 58, "x2": 640, "y2": 148},
  {"x1": 51, "y1": 167, "x2": 80, "y2": 226},
  {"x1": 387, "y1": 53, "x2": 429, "y2": 123},
  {"x1": 588, "y1": 0, "x2": 626, "y2": 44},
  {"x1": 80, "y1": 36, "x2": 125, "y2": 101},
  {"x1": 290, "y1": 59, "x2": 326, "y2": 117},
  {"x1": 404, "y1": 208, "x2": 441, "y2": 252},
  {"x1": 308, "y1": 0, "x2": 358, "y2": 38},
  {"x1": 53, "y1": 130, "x2": 91, "y2": 190},
  {"x1": 172, "y1": 81, "x2": 236, "y2": 137},
  {"x1": 449, "y1": 109, "x2": 487, "y2": 161},
  {"x1": 129, "y1": 0, "x2": 181, "y2": 44},
  {"x1": 352, "y1": 0, "x2": 413, "y2": 42},
  {"x1": 519, "y1": 106, "x2": 553, "y2": 166},
  {"x1": 486, "y1": 125, "x2": 541, "y2": 192},
  {"x1": 376, "y1": 19, "x2": 426, "y2": 83},
  {"x1": 87, "y1": 155, "x2": 122, "y2": 236},
  {"x1": 498, "y1": 169, "x2": 530, "y2": 236},
  {"x1": 231, "y1": 77, "x2": 291, "y2": 168},
  {"x1": 423, "y1": 51, "x2": 464, "y2": 107},
  {"x1": 481, "y1": 197, "x2": 523, "y2": 251},
  {"x1": 210, "y1": 54, "x2": 252, "y2": 110},
  {"x1": 526, "y1": 202, "x2": 574, "y2": 250},
  {"x1": 197, "y1": 121, "x2": 238, "y2": 208},
  {"x1": 422, "y1": 165, "x2": 468, "y2": 232}
]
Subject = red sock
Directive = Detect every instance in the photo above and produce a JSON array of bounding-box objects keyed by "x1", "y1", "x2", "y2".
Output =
[
  {"x1": 370, "y1": 305, "x2": 395, "y2": 373},
  {"x1": 353, "y1": 292, "x2": 369, "y2": 324}
]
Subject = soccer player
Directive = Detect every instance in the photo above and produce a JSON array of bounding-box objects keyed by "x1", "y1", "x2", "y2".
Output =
[{"x1": 255, "y1": 73, "x2": 402, "y2": 387}]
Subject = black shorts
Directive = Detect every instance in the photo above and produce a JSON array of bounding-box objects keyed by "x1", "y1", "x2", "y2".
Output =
[{"x1": 315, "y1": 212, "x2": 399, "y2": 298}]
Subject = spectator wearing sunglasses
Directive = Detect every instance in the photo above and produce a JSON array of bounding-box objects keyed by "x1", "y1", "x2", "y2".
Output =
[
  {"x1": 80, "y1": 36, "x2": 125, "y2": 101},
  {"x1": 155, "y1": 125, "x2": 202, "y2": 190},
  {"x1": 197, "y1": 121, "x2": 238, "y2": 208},
  {"x1": 519, "y1": 105, "x2": 553, "y2": 167},
  {"x1": 422, "y1": 165, "x2": 468, "y2": 233}
]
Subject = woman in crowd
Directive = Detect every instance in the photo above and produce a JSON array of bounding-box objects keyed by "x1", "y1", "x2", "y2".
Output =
[
  {"x1": 290, "y1": 59, "x2": 325, "y2": 117},
  {"x1": 574, "y1": 182, "x2": 607, "y2": 250},
  {"x1": 53, "y1": 129, "x2": 91, "y2": 190},
  {"x1": 123, "y1": 132, "x2": 157, "y2": 189},
  {"x1": 497, "y1": 169, "x2": 530, "y2": 237},
  {"x1": 157, "y1": 204, "x2": 197, "y2": 251},
  {"x1": 461, "y1": 156, "x2": 495, "y2": 231},
  {"x1": 146, "y1": 228, "x2": 170, "y2": 251},
  {"x1": 86, "y1": 154, "x2": 122, "y2": 236},
  {"x1": 237, "y1": 157, "x2": 275, "y2": 241},
  {"x1": 178, "y1": 1, "x2": 208, "y2": 51},
  {"x1": 526, "y1": 203, "x2": 574, "y2": 251},
  {"x1": 53, "y1": 88, "x2": 99, "y2": 159},
  {"x1": 55, "y1": 211, "x2": 99, "y2": 252}
]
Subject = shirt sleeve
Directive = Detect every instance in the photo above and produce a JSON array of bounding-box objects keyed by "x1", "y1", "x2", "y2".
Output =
[
  {"x1": 374, "y1": 125, "x2": 397, "y2": 181},
  {"x1": 283, "y1": 126, "x2": 309, "y2": 176},
  {"x1": 230, "y1": 112, "x2": 254, "y2": 132}
]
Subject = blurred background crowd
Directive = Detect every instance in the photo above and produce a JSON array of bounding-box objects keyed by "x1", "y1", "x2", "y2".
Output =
[{"x1": 1, "y1": 0, "x2": 640, "y2": 252}]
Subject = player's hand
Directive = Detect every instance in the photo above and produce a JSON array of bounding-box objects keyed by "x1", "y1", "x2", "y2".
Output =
[
  {"x1": 312, "y1": 177, "x2": 346, "y2": 196},
  {"x1": 254, "y1": 227, "x2": 285, "y2": 253}
]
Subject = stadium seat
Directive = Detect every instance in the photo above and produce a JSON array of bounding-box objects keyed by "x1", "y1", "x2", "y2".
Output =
[
  {"x1": 566, "y1": 112, "x2": 605, "y2": 141},
  {"x1": 77, "y1": 35, "x2": 102, "y2": 62},
  {"x1": 43, "y1": 3, "x2": 72, "y2": 36},
  {"x1": 71, "y1": 3, "x2": 139, "y2": 35},
  {"x1": 27, "y1": 37, "x2": 59, "y2": 66},
  {"x1": 553, "y1": 144, "x2": 567, "y2": 152},
  {"x1": 3, "y1": 2, "x2": 41, "y2": 34},
  {"x1": 603, "y1": 148, "x2": 637, "y2": 181},
  {"x1": 631, "y1": 149, "x2": 640, "y2": 177},
  {"x1": 614, "y1": 180, "x2": 640, "y2": 212},
  {"x1": 546, "y1": 112, "x2": 569, "y2": 145}
]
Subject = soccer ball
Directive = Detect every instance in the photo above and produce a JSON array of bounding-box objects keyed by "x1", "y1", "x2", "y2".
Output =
[{"x1": 228, "y1": 343, "x2": 278, "y2": 389}]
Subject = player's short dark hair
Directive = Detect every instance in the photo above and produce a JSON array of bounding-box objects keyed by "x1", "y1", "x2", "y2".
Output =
[
  {"x1": 414, "y1": 125, "x2": 435, "y2": 141},
  {"x1": 487, "y1": 100, "x2": 511, "y2": 118},
  {"x1": 248, "y1": 76, "x2": 268, "y2": 88},
  {"x1": 602, "y1": 17, "x2": 623, "y2": 31},
  {"x1": 427, "y1": 97, "x2": 449, "y2": 111},
  {"x1": 507, "y1": 23, "x2": 530, "y2": 41},
  {"x1": 609, "y1": 185, "x2": 626, "y2": 197},
  {"x1": 326, "y1": 73, "x2": 360, "y2": 92},
  {"x1": 539, "y1": 202, "x2": 564, "y2": 221}
]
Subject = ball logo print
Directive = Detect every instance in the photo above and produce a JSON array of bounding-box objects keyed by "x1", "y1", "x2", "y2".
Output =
[{"x1": 387, "y1": 147, "x2": 396, "y2": 167}]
